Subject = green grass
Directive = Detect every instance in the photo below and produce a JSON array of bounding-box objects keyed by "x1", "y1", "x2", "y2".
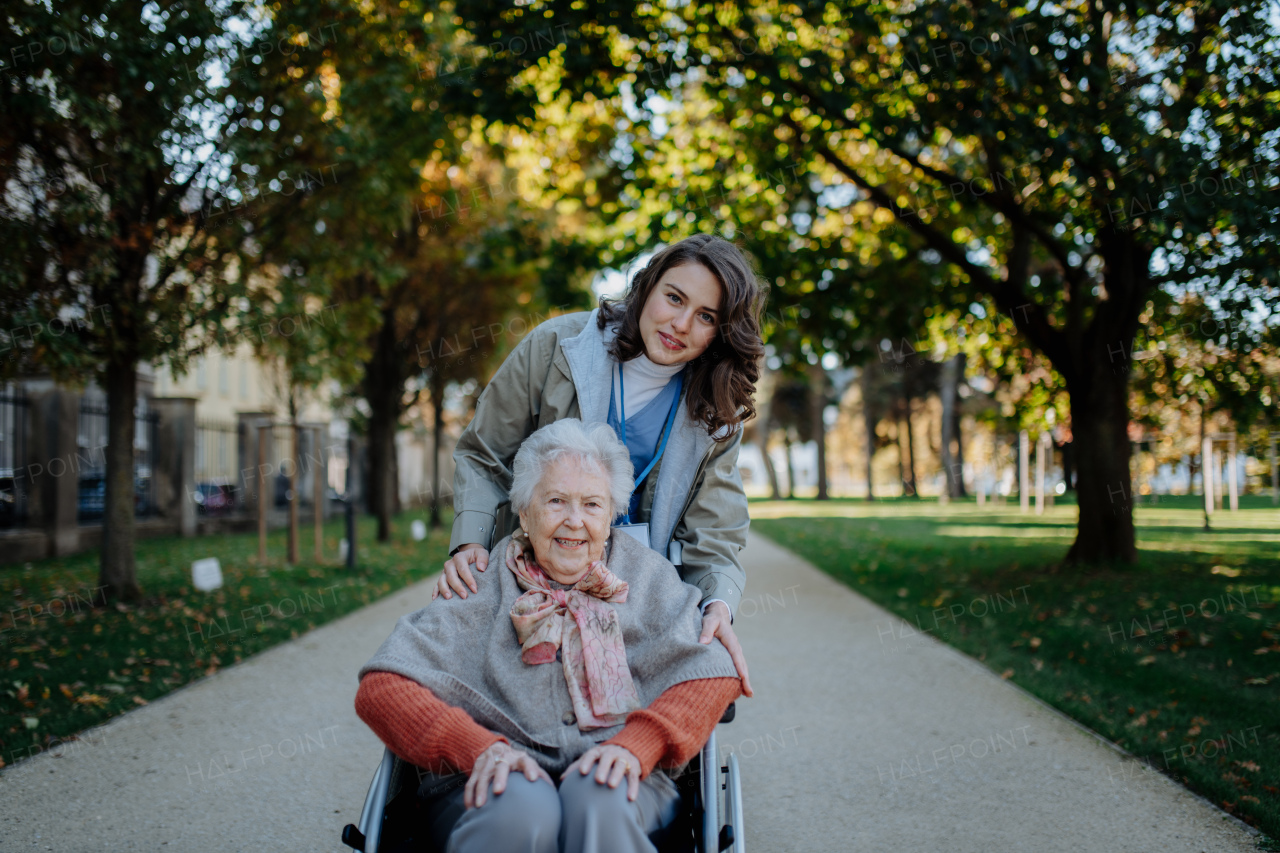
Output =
[
  {"x1": 0, "y1": 510, "x2": 451, "y2": 770},
  {"x1": 750, "y1": 495, "x2": 1280, "y2": 840}
]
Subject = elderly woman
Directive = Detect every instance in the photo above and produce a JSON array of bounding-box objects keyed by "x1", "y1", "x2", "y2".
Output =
[{"x1": 356, "y1": 419, "x2": 742, "y2": 853}]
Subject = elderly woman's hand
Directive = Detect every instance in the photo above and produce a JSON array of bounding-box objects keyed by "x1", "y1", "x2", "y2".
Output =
[
  {"x1": 464, "y1": 741, "x2": 553, "y2": 809},
  {"x1": 434, "y1": 544, "x2": 489, "y2": 600},
  {"x1": 700, "y1": 601, "x2": 753, "y2": 697},
  {"x1": 562, "y1": 744, "x2": 644, "y2": 802}
]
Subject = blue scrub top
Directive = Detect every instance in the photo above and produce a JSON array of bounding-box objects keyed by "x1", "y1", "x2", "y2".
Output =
[{"x1": 606, "y1": 369, "x2": 684, "y2": 521}]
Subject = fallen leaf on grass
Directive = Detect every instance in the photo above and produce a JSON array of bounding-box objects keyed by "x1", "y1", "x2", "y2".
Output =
[
  {"x1": 131, "y1": 696, "x2": 147, "y2": 706},
  {"x1": 1137, "y1": 655, "x2": 1157, "y2": 665},
  {"x1": 75, "y1": 693, "x2": 108, "y2": 707},
  {"x1": 1000, "y1": 669, "x2": 1014, "y2": 679},
  {"x1": 22, "y1": 717, "x2": 38, "y2": 729}
]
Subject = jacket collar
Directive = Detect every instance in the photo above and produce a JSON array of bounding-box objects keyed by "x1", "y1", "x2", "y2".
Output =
[{"x1": 559, "y1": 309, "x2": 615, "y2": 424}]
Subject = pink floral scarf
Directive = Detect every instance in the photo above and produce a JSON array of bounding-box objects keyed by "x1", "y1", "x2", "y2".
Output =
[{"x1": 505, "y1": 532, "x2": 641, "y2": 730}]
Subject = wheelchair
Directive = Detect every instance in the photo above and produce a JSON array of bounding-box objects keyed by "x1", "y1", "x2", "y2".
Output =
[{"x1": 340, "y1": 701, "x2": 744, "y2": 853}]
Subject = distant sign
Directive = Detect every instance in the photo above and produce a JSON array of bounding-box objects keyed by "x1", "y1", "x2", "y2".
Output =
[
  {"x1": 339, "y1": 538, "x2": 349, "y2": 561},
  {"x1": 191, "y1": 558, "x2": 223, "y2": 592},
  {"x1": 411, "y1": 520, "x2": 427, "y2": 541}
]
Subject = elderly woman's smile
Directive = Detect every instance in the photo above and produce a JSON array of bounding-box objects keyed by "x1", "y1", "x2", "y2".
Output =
[{"x1": 518, "y1": 455, "x2": 613, "y2": 585}]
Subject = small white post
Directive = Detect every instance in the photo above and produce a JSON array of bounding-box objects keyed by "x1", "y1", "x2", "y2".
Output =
[{"x1": 1019, "y1": 430, "x2": 1030, "y2": 514}]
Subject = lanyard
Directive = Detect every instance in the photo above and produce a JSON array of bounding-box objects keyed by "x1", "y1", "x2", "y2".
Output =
[{"x1": 617, "y1": 364, "x2": 684, "y2": 491}]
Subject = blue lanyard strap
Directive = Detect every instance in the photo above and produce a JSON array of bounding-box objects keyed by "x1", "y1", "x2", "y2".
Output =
[{"x1": 617, "y1": 364, "x2": 684, "y2": 491}]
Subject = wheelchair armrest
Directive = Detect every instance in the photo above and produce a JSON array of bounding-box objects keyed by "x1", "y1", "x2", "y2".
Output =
[{"x1": 719, "y1": 702, "x2": 735, "y2": 724}]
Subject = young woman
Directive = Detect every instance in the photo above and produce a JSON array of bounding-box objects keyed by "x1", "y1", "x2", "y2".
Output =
[{"x1": 434, "y1": 234, "x2": 766, "y2": 693}]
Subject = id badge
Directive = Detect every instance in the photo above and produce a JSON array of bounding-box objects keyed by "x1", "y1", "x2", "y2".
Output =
[{"x1": 611, "y1": 522, "x2": 651, "y2": 550}]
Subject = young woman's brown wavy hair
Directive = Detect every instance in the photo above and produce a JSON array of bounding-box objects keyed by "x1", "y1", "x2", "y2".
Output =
[{"x1": 598, "y1": 234, "x2": 767, "y2": 439}]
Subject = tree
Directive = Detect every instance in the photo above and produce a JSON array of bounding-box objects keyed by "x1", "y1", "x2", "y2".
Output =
[
  {"x1": 0, "y1": 2, "x2": 259, "y2": 599},
  {"x1": 228, "y1": 1, "x2": 615, "y2": 541},
  {"x1": 679, "y1": 0, "x2": 1278, "y2": 561},
  {"x1": 451, "y1": 0, "x2": 1278, "y2": 562}
]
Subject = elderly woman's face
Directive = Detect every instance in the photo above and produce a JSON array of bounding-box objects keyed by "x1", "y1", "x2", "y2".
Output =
[{"x1": 518, "y1": 455, "x2": 613, "y2": 584}]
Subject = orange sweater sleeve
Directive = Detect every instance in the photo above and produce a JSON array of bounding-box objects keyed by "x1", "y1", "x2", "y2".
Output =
[
  {"x1": 354, "y1": 670, "x2": 507, "y2": 775},
  {"x1": 605, "y1": 677, "x2": 742, "y2": 779}
]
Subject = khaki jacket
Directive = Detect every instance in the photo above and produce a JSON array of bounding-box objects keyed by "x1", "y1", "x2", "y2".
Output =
[{"x1": 450, "y1": 310, "x2": 749, "y2": 615}]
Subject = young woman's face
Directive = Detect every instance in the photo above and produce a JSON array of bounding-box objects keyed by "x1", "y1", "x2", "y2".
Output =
[{"x1": 637, "y1": 262, "x2": 723, "y2": 366}]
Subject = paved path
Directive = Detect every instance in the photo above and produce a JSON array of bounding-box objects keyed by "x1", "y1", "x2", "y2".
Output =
[{"x1": 0, "y1": 533, "x2": 1261, "y2": 852}]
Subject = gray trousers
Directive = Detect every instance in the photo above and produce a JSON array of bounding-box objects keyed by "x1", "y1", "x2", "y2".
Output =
[{"x1": 421, "y1": 768, "x2": 681, "y2": 853}]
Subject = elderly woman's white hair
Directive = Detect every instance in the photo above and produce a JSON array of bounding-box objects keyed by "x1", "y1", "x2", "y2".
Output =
[{"x1": 508, "y1": 418, "x2": 634, "y2": 518}]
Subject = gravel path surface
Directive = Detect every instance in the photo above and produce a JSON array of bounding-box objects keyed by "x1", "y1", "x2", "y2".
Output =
[{"x1": 0, "y1": 533, "x2": 1261, "y2": 851}]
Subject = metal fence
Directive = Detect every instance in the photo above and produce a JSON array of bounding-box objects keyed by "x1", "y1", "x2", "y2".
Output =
[
  {"x1": 77, "y1": 399, "x2": 159, "y2": 522},
  {"x1": 0, "y1": 387, "x2": 29, "y2": 528},
  {"x1": 195, "y1": 420, "x2": 242, "y2": 514}
]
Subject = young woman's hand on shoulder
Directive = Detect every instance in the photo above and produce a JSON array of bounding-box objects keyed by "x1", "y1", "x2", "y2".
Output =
[{"x1": 434, "y1": 544, "x2": 489, "y2": 600}]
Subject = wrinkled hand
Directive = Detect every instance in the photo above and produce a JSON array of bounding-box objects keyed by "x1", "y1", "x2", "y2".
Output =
[
  {"x1": 465, "y1": 741, "x2": 552, "y2": 809},
  {"x1": 433, "y1": 544, "x2": 489, "y2": 601},
  {"x1": 700, "y1": 601, "x2": 753, "y2": 698},
  {"x1": 562, "y1": 744, "x2": 643, "y2": 802}
]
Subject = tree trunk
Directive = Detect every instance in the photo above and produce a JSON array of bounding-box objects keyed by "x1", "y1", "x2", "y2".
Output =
[
  {"x1": 903, "y1": 397, "x2": 918, "y2": 498},
  {"x1": 894, "y1": 407, "x2": 906, "y2": 496},
  {"x1": 430, "y1": 371, "x2": 445, "y2": 529},
  {"x1": 99, "y1": 360, "x2": 141, "y2": 601},
  {"x1": 287, "y1": 409, "x2": 300, "y2": 565},
  {"x1": 862, "y1": 367, "x2": 876, "y2": 500},
  {"x1": 1063, "y1": 357, "x2": 1137, "y2": 563},
  {"x1": 936, "y1": 353, "x2": 957, "y2": 499},
  {"x1": 1199, "y1": 402, "x2": 1210, "y2": 530},
  {"x1": 1061, "y1": 440, "x2": 1075, "y2": 490},
  {"x1": 367, "y1": 405, "x2": 397, "y2": 542},
  {"x1": 951, "y1": 353, "x2": 967, "y2": 497},
  {"x1": 363, "y1": 307, "x2": 405, "y2": 543},
  {"x1": 754, "y1": 363, "x2": 782, "y2": 499},
  {"x1": 761, "y1": 419, "x2": 782, "y2": 500},
  {"x1": 784, "y1": 431, "x2": 797, "y2": 498},
  {"x1": 808, "y1": 363, "x2": 829, "y2": 500}
]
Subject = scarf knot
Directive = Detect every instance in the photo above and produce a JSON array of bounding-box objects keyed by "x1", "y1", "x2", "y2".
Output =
[{"x1": 506, "y1": 532, "x2": 641, "y2": 730}]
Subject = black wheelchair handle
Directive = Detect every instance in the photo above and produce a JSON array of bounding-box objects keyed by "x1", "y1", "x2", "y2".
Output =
[{"x1": 341, "y1": 823, "x2": 366, "y2": 851}]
